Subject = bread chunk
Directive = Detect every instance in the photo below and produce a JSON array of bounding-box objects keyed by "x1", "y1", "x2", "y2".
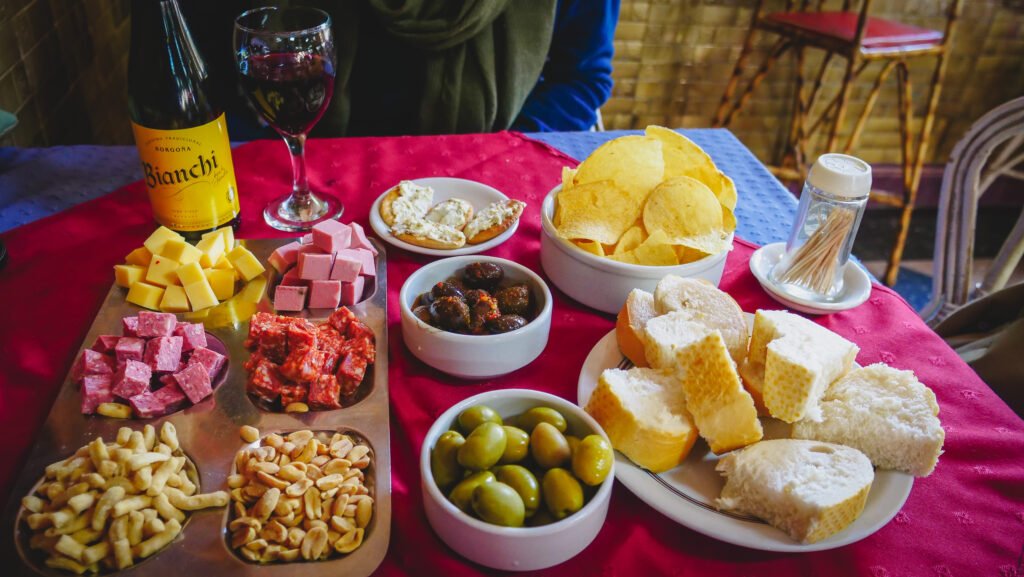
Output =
[
  {"x1": 792, "y1": 363, "x2": 944, "y2": 476},
  {"x1": 615, "y1": 289, "x2": 658, "y2": 367},
  {"x1": 653, "y1": 275, "x2": 748, "y2": 365},
  {"x1": 716, "y1": 439, "x2": 874, "y2": 543}
]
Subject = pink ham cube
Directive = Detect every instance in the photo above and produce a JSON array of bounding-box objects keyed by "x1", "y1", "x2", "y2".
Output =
[
  {"x1": 348, "y1": 222, "x2": 378, "y2": 255},
  {"x1": 115, "y1": 337, "x2": 146, "y2": 363},
  {"x1": 301, "y1": 233, "x2": 313, "y2": 245},
  {"x1": 341, "y1": 276, "x2": 366, "y2": 306},
  {"x1": 91, "y1": 335, "x2": 120, "y2": 353},
  {"x1": 144, "y1": 336, "x2": 183, "y2": 373},
  {"x1": 298, "y1": 243, "x2": 325, "y2": 256},
  {"x1": 81, "y1": 374, "x2": 115, "y2": 414},
  {"x1": 152, "y1": 382, "x2": 190, "y2": 414},
  {"x1": 112, "y1": 360, "x2": 153, "y2": 399},
  {"x1": 174, "y1": 322, "x2": 207, "y2": 352},
  {"x1": 129, "y1": 391, "x2": 166, "y2": 419},
  {"x1": 312, "y1": 219, "x2": 353, "y2": 254},
  {"x1": 298, "y1": 252, "x2": 334, "y2": 280},
  {"x1": 329, "y1": 252, "x2": 362, "y2": 283},
  {"x1": 268, "y1": 241, "x2": 302, "y2": 273},
  {"x1": 280, "y1": 267, "x2": 307, "y2": 287},
  {"x1": 335, "y1": 248, "x2": 375, "y2": 278},
  {"x1": 309, "y1": 280, "x2": 342, "y2": 309},
  {"x1": 122, "y1": 316, "x2": 139, "y2": 336},
  {"x1": 172, "y1": 363, "x2": 213, "y2": 404},
  {"x1": 136, "y1": 311, "x2": 178, "y2": 338},
  {"x1": 186, "y1": 346, "x2": 227, "y2": 379},
  {"x1": 72, "y1": 349, "x2": 114, "y2": 383},
  {"x1": 274, "y1": 285, "x2": 308, "y2": 312}
]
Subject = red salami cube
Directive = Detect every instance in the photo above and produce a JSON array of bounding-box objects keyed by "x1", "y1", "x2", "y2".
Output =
[
  {"x1": 144, "y1": 336, "x2": 183, "y2": 373},
  {"x1": 308, "y1": 375, "x2": 342, "y2": 410},
  {"x1": 72, "y1": 349, "x2": 115, "y2": 383},
  {"x1": 280, "y1": 383, "x2": 308, "y2": 406},
  {"x1": 339, "y1": 335, "x2": 376, "y2": 364},
  {"x1": 136, "y1": 311, "x2": 178, "y2": 338},
  {"x1": 316, "y1": 326, "x2": 345, "y2": 353},
  {"x1": 280, "y1": 347, "x2": 325, "y2": 384},
  {"x1": 173, "y1": 363, "x2": 213, "y2": 404},
  {"x1": 286, "y1": 320, "x2": 318, "y2": 351},
  {"x1": 337, "y1": 352, "x2": 368, "y2": 384},
  {"x1": 258, "y1": 325, "x2": 289, "y2": 364},
  {"x1": 158, "y1": 373, "x2": 177, "y2": 388},
  {"x1": 129, "y1": 391, "x2": 166, "y2": 419},
  {"x1": 174, "y1": 322, "x2": 207, "y2": 352},
  {"x1": 247, "y1": 359, "x2": 285, "y2": 402},
  {"x1": 115, "y1": 337, "x2": 146, "y2": 363},
  {"x1": 91, "y1": 335, "x2": 121, "y2": 353},
  {"x1": 320, "y1": 350, "x2": 340, "y2": 374},
  {"x1": 112, "y1": 360, "x2": 153, "y2": 400},
  {"x1": 345, "y1": 318, "x2": 374, "y2": 341},
  {"x1": 327, "y1": 307, "x2": 358, "y2": 334},
  {"x1": 153, "y1": 382, "x2": 190, "y2": 414},
  {"x1": 246, "y1": 312, "x2": 280, "y2": 348},
  {"x1": 81, "y1": 374, "x2": 114, "y2": 414},
  {"x1": 186, "y1": 346, "x2": 227, "y2": 379},
  {"x1": 122, "y1": 316, "x2": 139, "y2": 337}
]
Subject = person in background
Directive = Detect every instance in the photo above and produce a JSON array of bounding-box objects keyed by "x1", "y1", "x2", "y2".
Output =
[{"x1": 182, "y1": 0, "x2": 619, "y2": 137}]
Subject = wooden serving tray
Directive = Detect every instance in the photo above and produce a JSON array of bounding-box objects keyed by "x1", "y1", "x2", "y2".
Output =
[{"x1": 0, "y1": 238, "x2": 391, "y2": 577}]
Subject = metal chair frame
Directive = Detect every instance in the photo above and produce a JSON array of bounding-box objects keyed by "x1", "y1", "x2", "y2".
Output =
[
  {"x1": 713, "y1": 0, "x2": 964, "y2": 286},
  {"x1": 921, "y1": 96, "x2": 1024, "y2": 326}
]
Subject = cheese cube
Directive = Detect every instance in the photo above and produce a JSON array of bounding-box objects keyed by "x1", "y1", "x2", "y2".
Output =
[
  {"x1": 146, "y1": 256, "x2": 182, "y2": 287},
  {"x1": 125, "y1": 247, "x2": 153, "y2": 267},
  {"x1": 143, "y1": 226, "x2": 184, "y2": 256},
  {"x1": 184, "y1": 277, "x2": 219, "y2": 311},
  {"x1": 162, "y1": 239, "x2": 203, "y2": 265},
  {"x1": 214, "y1": 255, "x2": 234, "y2": 270},
  {"x1": 127, "y1": 282, "x2": 165, "y2": 310},
  {"x1": 176, "y1": 261, "x2": 206, "y2": 286},
  {"x1": 203, "y1": 226, "x2": 234, "y2": 252},
  {"x1": 159, "y1": 285, "x2": 191, "y2": 312},
  {"x1": 114, "y1": 264, "x2": 147, "y2": 288},
  {"x1": 204, "y1": 268, "x2": 236, "y2": 301},
  {"x1": 226, "y1": 245, "x2": 266, "y2": 282},
  {"x1": 195, "y1": 234, "x2": 226, "y2": 268},
  {"x1": 237, "y1": 276, "x2": 268, "y2": 304}
]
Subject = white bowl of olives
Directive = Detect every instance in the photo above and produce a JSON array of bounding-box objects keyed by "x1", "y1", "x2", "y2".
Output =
[{"x1": 420, "y1": 389, "x2": 614, "y2": 571}]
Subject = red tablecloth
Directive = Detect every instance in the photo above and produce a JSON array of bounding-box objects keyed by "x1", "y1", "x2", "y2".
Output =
[{"x1": 1, "y1": 132, "x2": 1022, "y2": 576}]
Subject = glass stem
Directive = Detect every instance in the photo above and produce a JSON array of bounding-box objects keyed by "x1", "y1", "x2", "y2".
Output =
[{"x1": 284, "y1": 133, "x2": 310, "y2": 199}]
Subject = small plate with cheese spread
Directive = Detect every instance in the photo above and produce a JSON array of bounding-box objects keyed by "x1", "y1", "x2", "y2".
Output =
[{"x1": 369, "y1": 177, "x2": 525, "y2": 257}]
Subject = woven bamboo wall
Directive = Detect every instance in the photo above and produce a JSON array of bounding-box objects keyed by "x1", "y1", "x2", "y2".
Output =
[{"x1": 604, "y1": 0, "x2": 1024, "y2": 165}]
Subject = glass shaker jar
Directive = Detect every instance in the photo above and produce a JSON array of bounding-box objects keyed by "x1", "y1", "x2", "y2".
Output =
[{"x1": 770, "y1": 153, "x2": 871, "y2": 302}]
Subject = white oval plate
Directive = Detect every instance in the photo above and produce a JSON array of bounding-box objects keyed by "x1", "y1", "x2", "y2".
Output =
[
  {"x1": 368, "y1": 177, "x2": 521, "y2": 257},
  {"x1": 749, "y1": 242, "x2": 872, "y2": 315},
  {"x1": 576, "y1": 328, "x2": 913, "y2": 552}
]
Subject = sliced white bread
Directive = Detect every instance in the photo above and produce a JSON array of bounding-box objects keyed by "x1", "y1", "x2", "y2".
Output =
[
  {"x1": 615, "y1": 289, "x2": 659, "y2": 367},
  {"x1": 792, "y1": 363, "x2": 945, "y2": 476},
  {"x1": 585, "y1": 367, "x2": 698, "y2": 473},
  {"x1": 715, "y1": 439, "x2": 874, "y2": 544},
  {"x1": 643, "y1": 311, "x2": 763, "y2": 454},
  {"x1": 745, "y1": 310, "x2": 859, "y2": 423},
  {"x1": 653, "y1": 275, "x2": 748, "y2": 365}
]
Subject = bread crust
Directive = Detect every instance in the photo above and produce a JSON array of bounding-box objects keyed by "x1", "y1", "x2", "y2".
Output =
[
  {"x1": 378, "y1": 186, "x2": 403, "y2": 227},
  {"x1": 393, "y1": 230, "x2": 466, "y2": 250},
  {"x1": 466, "y1": 200, "x2": 525, "y2": 244}
]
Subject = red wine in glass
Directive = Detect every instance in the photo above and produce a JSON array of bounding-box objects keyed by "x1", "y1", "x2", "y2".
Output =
[{"x1": 239, "y1": 53, "x2": 335, "y2": 137}]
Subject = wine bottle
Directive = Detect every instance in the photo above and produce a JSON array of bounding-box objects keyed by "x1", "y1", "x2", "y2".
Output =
[{"x1": 128, "y1": 0, "x2": 240, "y2": 240}]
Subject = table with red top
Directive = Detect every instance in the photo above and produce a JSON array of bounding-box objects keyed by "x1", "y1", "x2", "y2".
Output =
[{"x1": 1, "y1": 131, "x2": 1022, "y2": 576}]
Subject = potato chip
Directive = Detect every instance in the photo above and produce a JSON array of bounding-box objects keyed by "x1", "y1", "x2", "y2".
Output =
[
  {"x1": 646, "y1": 125, "x2": 720, "y2": 188},
  {"x1": 717, "y1": 172, "x2": 738, "y2": 210},
  {"x1": 561, "y1": 167, "x2": 576, "y2": 192},
  {"x1": 573, "y1": 135, "x2": 664, "y2": 200},
  {"x1": 613, "y1": 225, "x2": 646, "y2": 255},
  {"x1": 556, "y1": 180, "x2": 643, "y2": 245},
  {"x1": 722, "y1": 204, "x2": 737, "y2": 233},
  {"x1": 607, "y1": 251, "x2": 639, "y2": 264},
  {"x1": 574, "y1": 239, "x2": 605, "y2": 256},
  {"x1": 630, "y1": 229, "x2": 679, "y2": 266},
  {"x1": 675, "y1": 245, "x2": 708, "y2": 264},
  {"x1": 643, "y1": 176, "x2": 723, "y2": 239}
]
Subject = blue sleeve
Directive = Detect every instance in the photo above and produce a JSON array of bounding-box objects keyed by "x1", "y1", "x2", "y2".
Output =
[{"x1": 512, "y1": 0, "x2": 620, "y2": 132}]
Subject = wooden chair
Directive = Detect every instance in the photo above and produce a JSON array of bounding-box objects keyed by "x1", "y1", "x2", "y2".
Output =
[
  {"x1": 713, "y1": 0, "x2": 964, "y2": 286},
  {"x1": 921, "y1": 96, "x2": 1024, "y2": 326}
]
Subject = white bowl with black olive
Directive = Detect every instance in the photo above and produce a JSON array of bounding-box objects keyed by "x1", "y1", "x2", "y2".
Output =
[{"x1": 399, "y1": 256, "x2": 553, "y2": 379}]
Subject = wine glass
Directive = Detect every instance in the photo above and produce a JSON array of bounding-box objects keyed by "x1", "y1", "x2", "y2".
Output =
[{"x1": 234, "y1": 6, "x2": 342, "y2": 231}]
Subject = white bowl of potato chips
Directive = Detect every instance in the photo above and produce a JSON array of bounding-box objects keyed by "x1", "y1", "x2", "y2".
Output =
[{"x1": 540, "y1": 127, "x2": 737, "y2": 314}]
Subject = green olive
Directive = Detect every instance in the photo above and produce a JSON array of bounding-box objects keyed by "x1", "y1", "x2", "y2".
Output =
[
  {"x1": 448, "y1": 471, "x2": 495, "y2": 514},
  {"x1": 498, "y1": 426, "x2": 530, "y2": 464},
  {"x1": 565, "y1": 435, "x2": 581, "y2": 457},
  {"x1": 472, "y1": 481, "x2": 525, "y2": 527},
  {"x1": 457, "y1": 405, "x2": 502, "y2": 434},
  {"x1": 430, "y1": 430, "x2": 466, "y2": 490},
  {"x1": 457, "y1": 422, "x2": 507, "y2": 471},
  {"x1": 572, "y1": 435, "x2": 614, "y2": 486},
  {"x1": 542, "y1": 468, "x2": 584, "y2": 520},
  {"x1": 517, "y1": 407, "x2": 568, "y2": 433},
  {"x1": 530, "y1": 422, "x2": 571, "y2": 469},
  {"x1": 493, "y1": 465, "x2": 540, "y2": 517},
  {"x1": 526, "y1": 507, "x2": 556, "y2": 527}
]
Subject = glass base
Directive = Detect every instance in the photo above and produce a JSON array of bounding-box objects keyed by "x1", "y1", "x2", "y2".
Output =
[{"x1": 263, "y1": 191, "x2": 343, "y2": 232}]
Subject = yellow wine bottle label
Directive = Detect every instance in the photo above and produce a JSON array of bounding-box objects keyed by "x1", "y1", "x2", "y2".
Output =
[{"x1": 131, "y1": 113, "x2": 240, "y2": 232}]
